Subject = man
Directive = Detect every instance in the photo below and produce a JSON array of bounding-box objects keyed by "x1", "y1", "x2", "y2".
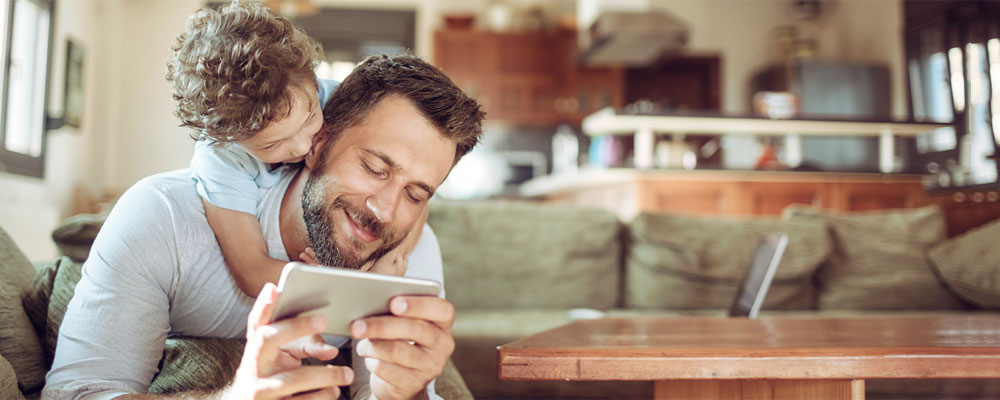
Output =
[{"x1": 43, "y1": 54, "x2": 485, "y2": 399}]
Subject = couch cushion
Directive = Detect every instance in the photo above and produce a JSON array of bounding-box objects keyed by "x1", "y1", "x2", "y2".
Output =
[
  {"x1": 428, "y1": 201, "x2": 623, "y2": 309},
  {"x1": 42, "y1": 258, "x2": 83, "y2": 361},
  {"x1": 783, "y1": 205, "x2": 967, "y2": 310},
  {"x1": 50, "y1": 213, "x2": 106, "y2": 263},
  {"x1": 626, "y1": 213, "x2": 830, "y2": 310},
  {"x1": 21, "y1": 258, "x2": 61, "y2": 366},
  {"x1": 0, "y1": 280, "x2": 46, "y2": 393},
  {"x1": 148, "y1": 337, "x2": 244, "y2": 394},
  {"x1": 0, "y1": 225, "x2": 38, "y2": 296},
  {"x1": 0, "y1": 354, "x2": 25, "y2": 400},
  {"x1": 928, "y1": 217, "x2": 1000, "y2": 309}
]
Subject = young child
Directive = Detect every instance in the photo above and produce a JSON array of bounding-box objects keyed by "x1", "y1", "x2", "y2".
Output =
[{"x1": 166, "y1": 1, "x2": 426, "y2": 297}]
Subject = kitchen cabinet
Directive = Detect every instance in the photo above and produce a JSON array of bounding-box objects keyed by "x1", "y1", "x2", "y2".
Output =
[
  {"x1": 521, "y1": 168, "x2": 1000, "y2": 237},
  {"x1": 522, "y1": 169, "x2": 930, "y2": 218},
  {"x1": 433, "y1": 29, "x2": 624, "y2": 125}
]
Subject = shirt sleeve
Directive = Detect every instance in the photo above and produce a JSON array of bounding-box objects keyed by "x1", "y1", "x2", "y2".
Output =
[
  {"x1": 317, "y1": 78, "x2": 339, "y2": 108},
  {"x1": 189, "y1": 141, "x2": 262, "y2": 215},
  {"x1": 403, "y1": 224, "x2": 445, "y2": 298},
  {"x1": 43, "y1": 180, "x2": 178, "y2": 400}
]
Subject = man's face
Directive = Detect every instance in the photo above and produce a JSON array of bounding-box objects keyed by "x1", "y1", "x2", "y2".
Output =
[{"x1": 302, "y1": 95, "x2": 456, "y2": 269}]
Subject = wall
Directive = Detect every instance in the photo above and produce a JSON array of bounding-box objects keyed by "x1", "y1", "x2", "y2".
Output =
[{"x1": 0, "y1": 0, "x2": 106, "y2": 261}]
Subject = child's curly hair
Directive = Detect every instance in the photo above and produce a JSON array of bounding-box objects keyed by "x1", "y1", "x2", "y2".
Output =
[{"x1": 166, "y1": 1, "x2": 322, "y2": 144}]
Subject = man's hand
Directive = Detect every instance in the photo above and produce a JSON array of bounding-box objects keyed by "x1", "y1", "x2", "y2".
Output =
[
  {"x1": 225, "y1": 282, "x2": 354, "y2": 399},
  {"x1": 351, "y1": 295, "x2": 455, "y2": 400}
]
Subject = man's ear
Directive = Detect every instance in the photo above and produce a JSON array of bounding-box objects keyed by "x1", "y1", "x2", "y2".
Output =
[{"x1": 305, "y1": 126, "x2": 329, "y2": 170}]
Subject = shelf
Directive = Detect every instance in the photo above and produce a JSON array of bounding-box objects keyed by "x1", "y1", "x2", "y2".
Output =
[
  {"x1": 580, "y1": 108, "x2": 955, "y2": 173},
  {"x1": 520, "y1": 168, "x2": 927, "y2": 198},
  {"x1": 581, "y1": 108, "x2": 953, "y2": 137}
]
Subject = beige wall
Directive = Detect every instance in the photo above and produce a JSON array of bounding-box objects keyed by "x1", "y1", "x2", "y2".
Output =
[{"x1": 0, "y1": 0, "x2": 107, "y2": 261}]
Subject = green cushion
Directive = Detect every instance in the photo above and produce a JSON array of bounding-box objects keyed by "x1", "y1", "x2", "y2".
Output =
[
  {"x1": 149, "y1": 337, "x2": 244, "y2": 394},
  {"x1": 42, "y1": 258, "x2": 83, "y2": 361},
  {"x1": 0, "y1": 354, "x2": 25, "y2": 400},
  {"x1": 0, "y1": 225, "x2": 38, "y2": 296},
  {"x1": 783, "y1": 205, "x2": 967, "y2": 310},
  {"x1": 626, "y1": 212, "x2": 830, "y2": 310},
  {"x1": 0, "y1": 280, "x2": 46, "y2": 393},
  {"x1": 428, "y1": 201, "x2": 623, "y2": 309},
  {"x1": 435, "y1": 360, "x2": 473, "y2": 400},
  {"x1": 50, "y1": 213, "x2": 106, "y2": 263},
  {"x1": 928, "y1": 217, "x2": 1000, "y2": 309},
  {"x1": 21, "y1": 258, "x2": 60, "y2": 366}
]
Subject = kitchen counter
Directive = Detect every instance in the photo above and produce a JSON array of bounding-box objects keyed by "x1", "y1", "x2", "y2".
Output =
[{"x1": 520, "y1": 168, "x2": 930, "y2": 220}]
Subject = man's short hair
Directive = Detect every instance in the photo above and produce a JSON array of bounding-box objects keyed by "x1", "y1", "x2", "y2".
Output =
[
  {"x1": 165, "y1": 1, "x2": 322, "y2": 144},
  {"x1": 320, "y1": 54, "x2": 486, "y2": 166}
]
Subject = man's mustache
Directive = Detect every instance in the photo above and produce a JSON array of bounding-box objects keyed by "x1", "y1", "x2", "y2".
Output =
[{"x1": 332, "y1": 197, "x2": 386, "y2": 240}]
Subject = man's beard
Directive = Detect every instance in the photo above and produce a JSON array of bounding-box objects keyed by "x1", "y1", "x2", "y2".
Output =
[{"x1": 301, "y1": 174, "x2": 404, "y2": 269}]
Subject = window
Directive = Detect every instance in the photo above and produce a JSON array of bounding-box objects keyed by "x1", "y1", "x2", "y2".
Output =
[{"x1": 0, "y1": 0, "x2": 54, "y2": 178}]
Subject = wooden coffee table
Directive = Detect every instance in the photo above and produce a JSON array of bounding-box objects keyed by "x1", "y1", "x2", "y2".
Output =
[{"x1": 498, "y1": 315, "x2": 1000, "y2": 399}]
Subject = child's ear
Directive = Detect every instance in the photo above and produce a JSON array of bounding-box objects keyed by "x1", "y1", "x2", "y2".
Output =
[{"x1": 304, "y1": 125, "x2": 328, "y2": 170}]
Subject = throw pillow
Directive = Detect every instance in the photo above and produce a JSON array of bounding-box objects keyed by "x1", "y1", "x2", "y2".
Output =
[
  {"x1": 149, "y1": 337, "x2": 245, "y2": 394},
  {"x1": 928, "y1": 217, "x2": 1000, "y2": 309},
  {"x1": 0, "y1": 225, "x2": 38, "y2": 297},
  {"x1": 21, "y1": 257, "x2": 63, "y2": 366},
  {"x1": 782, "y1": 205, "x2": 967, "y2": 310},
  {"x1": 0, "y1": 354, "x2": 25, "y2": 400},
  {"x1": 0, "y1": 280, "x2": 47, "y2": 393},
  {"x1": 50, "y1": 212, "x2": 106, "y2": 263},
  {"x1": 43, "y1": 258, "x2": 83, "y2": 360},
  {"x1": 625, "y1": 212, "x2": 831, "y2": 310},
  {"x1": 428, "y1": 201, "x2": 623, "y2": 309}
]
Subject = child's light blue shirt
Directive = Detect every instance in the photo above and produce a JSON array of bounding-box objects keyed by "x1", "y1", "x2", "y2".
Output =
[{"x1": 190, "y1": 79, "x2": 338, "y2": 214}]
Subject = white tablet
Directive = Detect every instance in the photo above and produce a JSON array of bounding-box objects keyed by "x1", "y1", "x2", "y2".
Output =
[{"x1": 272, "y1": 262, "x2": 443, "y2": 336}]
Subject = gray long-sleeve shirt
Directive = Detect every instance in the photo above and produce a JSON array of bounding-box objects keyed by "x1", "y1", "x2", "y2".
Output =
[{"x1": 43, "y1": 169, "x2": 444, "y2": 400}]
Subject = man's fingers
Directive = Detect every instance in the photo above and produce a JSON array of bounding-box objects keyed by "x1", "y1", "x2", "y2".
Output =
[
  {"x1": 255, "y1": 315, "x2": 327, "y2": 370},
  {"x1": 388, "y1": 296, "x2": 454, "y2": 330},
  {"x1": 356, "y1": 338, "x2": 431, "y2": 371},
  {"x1": 365, "y1": 358, "x2": 426, "y2": 399},
  {"x1": 352, "y1": 316, "x2": 452, "y2": 356},
  {"x1": 247, "y1": 282, "x2": 280, "y2": 341},
  {"x1": 257, "y1": 365, "x2": 353, "y2": 399},
  {"x1": 282, "y1": 334, "x2": 340, "y2": 361},
  {"x1": 291, "y1": 387, "x2": 340, "y2": 400}
]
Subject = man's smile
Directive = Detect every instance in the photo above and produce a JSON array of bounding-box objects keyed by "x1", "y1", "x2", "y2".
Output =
[{"x1": 344, "y1": 208, "x2": 377, "y2": 243}]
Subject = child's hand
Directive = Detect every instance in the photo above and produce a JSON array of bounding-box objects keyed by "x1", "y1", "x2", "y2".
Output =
[
  {"x1": 298, "y1": 247, "x2": 320, "y2": 265},
  {"x1": 369, "y1": 249, "x2": 407, "y2": 277}
]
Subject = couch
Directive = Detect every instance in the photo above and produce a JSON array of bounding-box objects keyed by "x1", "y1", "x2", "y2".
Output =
[
  {"x1": 426, "y1": 201, "x2": 1000, "y2": 400},
  {"x1": 5, "y1": 200, "x2": 1000, "y2": 400},
  {"x1": 0, "y1": 215, "x2": 474, "y2": 399}
]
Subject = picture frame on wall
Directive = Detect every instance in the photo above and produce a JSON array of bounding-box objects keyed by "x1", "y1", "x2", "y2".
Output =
[{"x1": 63, "y1": 38, "x2": 84, "y2": 128}]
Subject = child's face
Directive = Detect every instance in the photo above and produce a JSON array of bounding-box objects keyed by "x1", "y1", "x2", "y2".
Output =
[{"x1": 238, "y1": 82, "x2": 324, "y2": 164}]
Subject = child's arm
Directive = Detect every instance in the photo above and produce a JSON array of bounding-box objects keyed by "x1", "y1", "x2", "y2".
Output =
[
  {"x1": 369, "y1": 205, "x2": 429, "y2": 276},
  {"x1": 203, "y1": 198, "x2": 287, "y2": 297}
]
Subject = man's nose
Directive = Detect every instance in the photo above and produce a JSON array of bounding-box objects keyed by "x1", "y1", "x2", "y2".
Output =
[{"x1": 366, "y1": 188, "x2": 401, "y2": 224}]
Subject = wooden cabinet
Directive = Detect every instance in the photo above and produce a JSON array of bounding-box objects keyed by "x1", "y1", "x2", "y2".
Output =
[
  {"x1": 525, "y1": 170, "x2": 930, "y2": 215},
  {"x1": 525, "y1": 169, "x2": 1000, "y2": 237},
  {"x1": 433, "y1": 29, "x2": 623, "y2": 125}
]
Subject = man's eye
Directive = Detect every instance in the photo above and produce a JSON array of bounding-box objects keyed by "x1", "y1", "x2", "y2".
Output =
[
  {"x1": 363, "y1": 162, "x2": 388, "y2": 178},
  {"x1": 406, "y1": 189, "x2": 423, "y2": 203}
]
